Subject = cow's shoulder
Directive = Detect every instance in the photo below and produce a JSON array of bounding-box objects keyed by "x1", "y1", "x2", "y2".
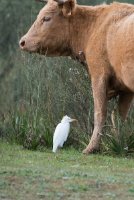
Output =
[
  {"x1": 94, "y1": 2, "x2": 134, "y2": 29},
  {"x1": 107, "y1": 2, "x2": 134, "y2": 18}
]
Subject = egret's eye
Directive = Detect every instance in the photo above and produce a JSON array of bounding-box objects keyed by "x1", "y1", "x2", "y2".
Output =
[{"x1": 42, "y1": 16, "x2": 51, "y2": 22}]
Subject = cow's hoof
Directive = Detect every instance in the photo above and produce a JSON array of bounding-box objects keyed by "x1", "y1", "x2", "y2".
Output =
[
  {"x1": 82, "y1": 147, "x2": 99, "y2": 154},
  {"x1": 82, "y1": 148, "x2": 93, "y2": 154}
]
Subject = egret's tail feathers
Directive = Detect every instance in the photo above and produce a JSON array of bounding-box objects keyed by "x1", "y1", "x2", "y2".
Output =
[{"x1": 52, "y1": 145, "x2": 58, "y2": 153}]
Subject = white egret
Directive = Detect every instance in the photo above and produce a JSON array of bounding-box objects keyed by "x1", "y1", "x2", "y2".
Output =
[{"x1": 52, "y1": 115, "x2": 77, "y2": 153}]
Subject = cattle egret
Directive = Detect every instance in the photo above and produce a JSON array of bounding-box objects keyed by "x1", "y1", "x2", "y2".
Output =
[{"x1": 52, "y1": 115, "x2": 77, "y2": 153}]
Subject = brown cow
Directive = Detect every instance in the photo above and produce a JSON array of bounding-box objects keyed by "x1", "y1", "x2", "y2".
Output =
[{"x1": 19, "y1": 0, "x2": 134, "y2": 154}]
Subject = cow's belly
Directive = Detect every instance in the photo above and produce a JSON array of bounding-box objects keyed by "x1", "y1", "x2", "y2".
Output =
[{"x1": 106, "y1": 15, "x2": 134, "y2": 92}]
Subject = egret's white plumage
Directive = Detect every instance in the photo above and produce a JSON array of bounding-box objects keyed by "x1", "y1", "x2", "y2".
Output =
[{"x1": 52, "y1": 115, "x2": 77, "y2": 153}]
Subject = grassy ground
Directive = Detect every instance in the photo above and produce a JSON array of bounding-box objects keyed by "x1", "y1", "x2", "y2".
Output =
[{"x1": 0, "y1": 141, "x2": 134, "y2": 200}]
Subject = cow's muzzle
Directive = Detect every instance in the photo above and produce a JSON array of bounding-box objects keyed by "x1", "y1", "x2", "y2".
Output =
[{"x1": 19, "y1": 37, "x2": 26, "y2": 50}]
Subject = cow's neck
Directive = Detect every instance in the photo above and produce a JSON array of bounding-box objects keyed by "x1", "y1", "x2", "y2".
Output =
[{"x1": 68, "y1": 5, "x2": 102, "y2": 64}]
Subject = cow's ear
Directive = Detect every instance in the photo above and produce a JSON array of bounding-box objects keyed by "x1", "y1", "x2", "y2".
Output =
[{"x1": 54, "y1": 0, "x2": 76, "y2": 17}]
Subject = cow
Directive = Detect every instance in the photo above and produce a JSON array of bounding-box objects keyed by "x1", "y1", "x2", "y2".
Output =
[{"x1": 19, "y1": 0, "x2": 134, "y2": 154}]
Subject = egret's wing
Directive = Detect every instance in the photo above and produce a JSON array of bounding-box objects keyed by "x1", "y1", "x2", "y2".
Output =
[
  {"x1": 52, "y1": 124, "x2": 61, "y2": 152},
  {"x1": 53, "y1": 123, "x2": 62, "y2": 142},
  {"x1": 63, "y1": 123, "x2": 70, "y2": 142}
]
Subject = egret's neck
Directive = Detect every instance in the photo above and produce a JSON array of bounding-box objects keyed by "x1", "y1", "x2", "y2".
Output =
[{"x1": 61, "y1": 120, "x2": 70, "y2": 124}]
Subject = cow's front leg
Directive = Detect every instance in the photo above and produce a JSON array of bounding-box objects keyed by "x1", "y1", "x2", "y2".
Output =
[{"x1": 83, "y1": 77, "x2": 107, "y2": 154}]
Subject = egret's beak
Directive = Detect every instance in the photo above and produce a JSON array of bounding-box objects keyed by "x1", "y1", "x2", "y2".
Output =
[{"x1": 70, "y1": 119, "x2": 77, "y2": 122}]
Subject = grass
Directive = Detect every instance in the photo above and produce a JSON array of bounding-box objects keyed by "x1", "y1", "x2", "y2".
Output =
[{"x1": 0, "y1": 141, "x2": 134, "y2": 200}]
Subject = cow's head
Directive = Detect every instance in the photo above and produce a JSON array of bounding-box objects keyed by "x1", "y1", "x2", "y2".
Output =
[{"x1": 19, "y1": 0, "x2": 77, "y2": 56}]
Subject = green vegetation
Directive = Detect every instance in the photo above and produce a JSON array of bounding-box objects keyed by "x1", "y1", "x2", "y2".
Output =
[{"x1": 0, "y1": 142, "x2": 134, "y2": 200}]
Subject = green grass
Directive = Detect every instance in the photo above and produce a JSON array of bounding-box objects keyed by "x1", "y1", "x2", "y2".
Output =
[{"x1": 0, "y1": 141, "x2": 134, "y2": 200}]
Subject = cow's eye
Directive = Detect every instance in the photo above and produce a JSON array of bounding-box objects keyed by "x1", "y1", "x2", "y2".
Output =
[{"x1": 42, "y1": 16, "x2": 51, "y2": 22}]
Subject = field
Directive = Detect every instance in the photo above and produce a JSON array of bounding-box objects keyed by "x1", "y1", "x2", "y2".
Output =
[
  {"x1": 0, "y1": 1, "x2": 134, "y2": 199},
  {"x1": 0, "y1": 141, "x2": 134, "y2": 200}
]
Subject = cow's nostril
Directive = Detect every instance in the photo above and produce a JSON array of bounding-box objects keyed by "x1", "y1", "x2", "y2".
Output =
[{"x1": 20, "y1": 40, "x2": 25, "y2": 48}]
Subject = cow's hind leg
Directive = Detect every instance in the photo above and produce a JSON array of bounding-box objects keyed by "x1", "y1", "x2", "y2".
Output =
[
  {"x1": 118, "y1": 92, "x2": 134, "y2": 120},
  {"x1": 122, "y1": 61, "x2": 134, "y2": 92}
]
